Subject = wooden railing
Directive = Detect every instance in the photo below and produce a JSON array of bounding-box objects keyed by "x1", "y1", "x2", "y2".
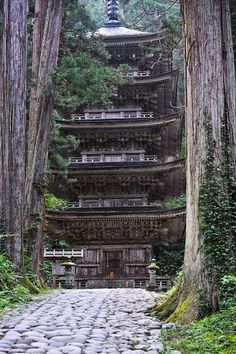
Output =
[
  {"x1": 69, "y1": 154, "x2": 158, "y2": 165},
  {"x1": 49, "y1": 278, "x2": 172, "y2": 290},
  {"x1": 64, "y1": 199, "x2": 161, "y2": 209},
  {"x1": 156, "y1": 277, "x2": 173, "y2": 291},
  {"x1": 64, "y1": 111, "x2": 154, "y2": 121},
  {"x1": 123, "y1": 70, "x2": 150, "y2": 77},
  {"x1": 44, "y1": 249, "x2": 83, "y2": 258}
]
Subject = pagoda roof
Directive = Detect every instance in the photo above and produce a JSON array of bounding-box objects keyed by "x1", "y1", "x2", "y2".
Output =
[
  {"x1": 97, "y1": 26, "x2": 155, "y2": 38},
  {"x1": 46, "y1": 207, "x2": 186, "y2": 220},
  {"x1": 46, "y1": 208, "x2": 186, "y2": 244},
  {"x1": 51, "y1": 159, "x2": 185, "y2": 176},
  {"x1": 93, "y1": 25, "x2": 162, "y2": 45},
  {"x1": 57, "y1": 112, "x2": 181, "y2": 129}
]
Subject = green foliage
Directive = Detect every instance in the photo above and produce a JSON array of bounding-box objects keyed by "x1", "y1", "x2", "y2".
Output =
[
  {"x1": 199, "y1": 115, "x2": 236, "y2": 280},
  {"x1": 163, "y1": 304, "x2": 236, "y2": 353},
  {"x1": 50, "y1": 154, "x2": 68, "y2": 170},
  {"x1": 44, "y1": 234, "x2": 71, "y2": 250},
  {"x1": 43, "y1": 261, "x2": 53, "y2": 283},
  {"x1": 162, "y1": 14, "x2": 182, "y2": 48},
  {"x1": 49, "y1": 115, "x2": 80, "y2": 170},
  {"x1": 61, "y1": 0, "x2": 107, "y2": 58},
  {"x1": 0, "y1": 286, "x2": 31, "y2": 311},
  {"x1": 220, "y1": 274, "x2": 236, "y2": 308},
  {"x1": 76, "y1": 0, "x2": 106, "y2": 31},
  {"x1": 52, "y1": 110, "x2": 63, "y2": 122},
  {"x1": 53, "y1": 1, "x2": 128, "y2": 116},
  {"x1": 45, "y1": 191, "x2": 66, "y2": 210},
  {"x1": 0, "y1": 253, "x2": 32, "y2": 312},
  {"x1": 162, "y1": 194, "x2": 186, "y2": 209},
  {"x1": 154, "y1": 240, "x2": 184, "y2": 276},
  {"x1": 177, "y1": 138, "x2": 186, "y2": 160},
  {"x1": 123, "y1": 0, "x2": 180, "y2": 32},
  {"x1": 10, "y1": 285, "x2": 32, "y2": 303},
  {"x1": 0, "y1": 253, "x2": 16, "y2": 290},
  {"x1": 54, "y1": 51, "x2": 127, "y2": 114}
]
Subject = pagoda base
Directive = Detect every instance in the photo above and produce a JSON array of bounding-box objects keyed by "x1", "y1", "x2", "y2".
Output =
[
  {"x1": 50, "y1": 244, "x2": 152, "y2": 289},
  {"x1": 48, "y1": 243, "x2": 175, "y2": 290},
  {"x1": 76, "y1": 278, "x2": 149, "y2": 289},
  {"x1": 51, "y1": 278, "x2": 149, "y2": 289}
]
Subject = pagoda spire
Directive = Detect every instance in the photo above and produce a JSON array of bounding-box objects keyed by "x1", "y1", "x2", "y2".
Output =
[{"x1": 105, "y1": 0, "x2": 121, "y2": 27}]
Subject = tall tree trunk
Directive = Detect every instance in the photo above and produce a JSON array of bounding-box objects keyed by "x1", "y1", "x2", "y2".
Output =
[
  {"x1": 0, "y1": 12, "x2": 3, "y2": 217},
  {"x1": 170, "y1": 0, "x2": 236, "y2": 322},
  {"x1": 230, "y1": 1, "x2": 236, "y2": 70},
  {"x1": 25, "y1": 0, "x2": 64, "y2": 277},
  {"x1": 0, "y1": 0, "x2": 28, "y2": 271}
]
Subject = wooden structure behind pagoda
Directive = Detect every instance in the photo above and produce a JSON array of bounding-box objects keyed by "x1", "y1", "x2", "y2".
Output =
[{"x1": 46, "y1": 0, "x2": 186, "y2": 289}]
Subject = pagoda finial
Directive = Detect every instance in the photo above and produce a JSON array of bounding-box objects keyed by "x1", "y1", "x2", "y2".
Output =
[{"x1": 105, "y1": 0, "x2": 121, "y2": 27}]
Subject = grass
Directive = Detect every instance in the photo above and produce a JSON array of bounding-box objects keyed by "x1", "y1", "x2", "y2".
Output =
[
  {"x1": 0, "y1": 252, "x2": 52, "y2": 315},
  {"x1": 162, "y1": 304, "x2": 236, "y2": 353},
  {"x1": 0, "y1": 285, "x2": 32, "y2": 314}
]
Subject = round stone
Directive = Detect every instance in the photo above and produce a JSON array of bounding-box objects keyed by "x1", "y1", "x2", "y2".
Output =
[{"x1": 0, "y1": 289, "x2": 165, "y2": 354}]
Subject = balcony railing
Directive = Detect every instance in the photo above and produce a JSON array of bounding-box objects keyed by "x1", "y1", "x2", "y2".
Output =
[
  {"x1": 44, "y1": 249, "x2": 83, "y2": 258},
  {"x1": 64, "y1": 199, "x2": 161, "y2": 209},
  {"x1": 69, "y1": 154, "x2": 158, "y2": 165},
  {"x1": 63, "y1": 111, "x2": 154, "y2": 122},
  {"x1": 123, "y1": 70, "x2": 150, "y2": 77},
  {"x1": 156, "y1": 277, "x2": 173, "y2": 291}
]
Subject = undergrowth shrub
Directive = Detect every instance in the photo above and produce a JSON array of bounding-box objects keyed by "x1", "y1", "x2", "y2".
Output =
[
  {"x1": 220, "y1": 274, "x2": 236, "y2": 308},
  {"x1": 162, "y1": 194, "x2": 186, "y2": 209},
  {"x1": 0, "y1": 253, "x2": 32, "y2": 312},
  {"x1": 45, "y1": 191, "x2": 66, "y2": 209},
  {"x1": 163, "y1": 304, "x2": 236, "y2": 353},
  {"x1": 0, "y1": 253, "x2": 15, "y2": 289}
]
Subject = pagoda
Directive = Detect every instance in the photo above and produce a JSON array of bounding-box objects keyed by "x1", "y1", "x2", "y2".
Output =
[{"x1": 46, "y1": 0, "x2": 186, "y2": 288}]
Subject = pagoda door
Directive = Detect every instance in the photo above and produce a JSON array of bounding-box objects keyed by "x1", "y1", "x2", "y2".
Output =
[{"x1": 104, "y1": 250, "x2": 123, "y2": 279}]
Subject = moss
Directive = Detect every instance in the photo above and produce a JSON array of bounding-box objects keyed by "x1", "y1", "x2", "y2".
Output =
[
  {"x1": 163, "y1": 305, "x2": 236, "y2": 353},
  {"x1": 23, "y1": 275, "x2": 41, "y2": 294},
  {"x1": 38, "y1": 278, "x2": 47, "y2": 290},
  {"x1": 167, "y1": 291, "x2": 199, "y2": 324},
  {"x1": 151, "y1": 281, "x2": 181, "y2": 320},
  {"x1": 152, "y1": 273, "x2": 201, "y2": 324}
]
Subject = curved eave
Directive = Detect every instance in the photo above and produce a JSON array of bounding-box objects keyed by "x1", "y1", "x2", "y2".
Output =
[
  {"x1": 68, "y1": 160, "x2": 185, "y2": 172},
  {"x1": 46, "y1": 207, "x2": 186, "y2": 220},
  {"x1": 57, "y1": 112, "x2": 182, "y2": 130},
  {"x1": 103, "y1": 34, "x2": 163, "y2": 46},
  {"x1": 52, "y1": 159, "x2": 185, "y2": 176},
  {"x1": 128, "y1": 70, "x2": 178, "y2": 85},
  {"x1": 94, "y1": 27, "x2": 163, "y2": 46}
]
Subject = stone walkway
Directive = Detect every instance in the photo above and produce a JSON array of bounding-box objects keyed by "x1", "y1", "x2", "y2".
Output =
[{"x1": 0, "y1": 289, "x2": 165, "y2": 354}]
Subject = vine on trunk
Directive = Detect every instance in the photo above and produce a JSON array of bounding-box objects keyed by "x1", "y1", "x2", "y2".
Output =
[{"x1": 199, "y1": 113, "x2": 236, "y2": 283}]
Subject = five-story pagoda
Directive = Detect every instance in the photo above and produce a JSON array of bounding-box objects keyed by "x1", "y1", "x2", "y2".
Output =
[{"x1": 46, "y1": 0, "x2": 186, "y2": 288}]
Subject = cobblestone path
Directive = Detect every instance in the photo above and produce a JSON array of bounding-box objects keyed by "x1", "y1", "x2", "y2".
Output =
[{"x1": 0, "y1": 289, "x2": 165, "y2": 354}]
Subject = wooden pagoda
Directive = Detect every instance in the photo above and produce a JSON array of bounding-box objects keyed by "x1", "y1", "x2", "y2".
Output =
[{"x1": 46, "y1": 0, "x2": 186, "y2": 288}]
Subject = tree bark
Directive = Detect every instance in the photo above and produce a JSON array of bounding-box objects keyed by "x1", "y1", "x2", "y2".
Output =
[
  {"x1": 176, "y1": 0, "x2": 236, "y2": 320},
  {"x1": 0, "y1": 0, "x2": 28, "y2": 271},
  {"x1": 230, "y1": 1, "x2": 236, "y2": 70},
  {"x1": 0, "y1": 15, "x2": 3, "y2": 217},
  {"x1": 25, "y1": 0, "x2": 64, "y2": 277}
]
